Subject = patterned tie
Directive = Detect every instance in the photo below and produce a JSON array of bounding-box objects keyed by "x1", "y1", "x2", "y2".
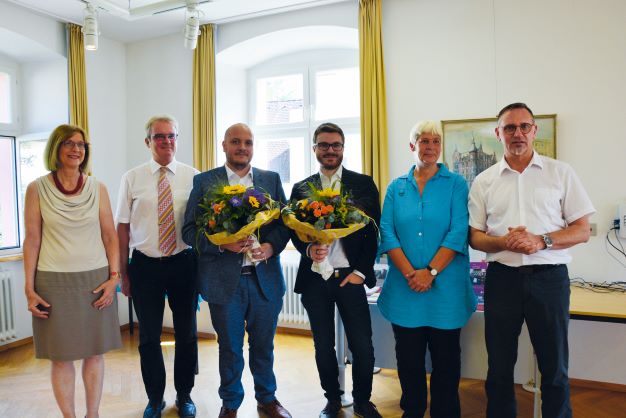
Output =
[{"x1": 158, "y1": 166, "x2": 176, "y2": 256}]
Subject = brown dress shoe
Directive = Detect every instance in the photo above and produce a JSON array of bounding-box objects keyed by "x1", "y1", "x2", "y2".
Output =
[
  {"x1": 257, "y1": 399, "x2": 293, "y2": 418},
  {"x1": 218, "y1": 406, "x2": 237, "y2": 418}
]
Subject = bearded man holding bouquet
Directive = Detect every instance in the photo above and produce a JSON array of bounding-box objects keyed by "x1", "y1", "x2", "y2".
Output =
[
  {"x1": 289, "y1": 122, "x2": 382, "y2": 418},
  {"x1": 182, "y1": 123, "x2": 292, "y2": 418}
]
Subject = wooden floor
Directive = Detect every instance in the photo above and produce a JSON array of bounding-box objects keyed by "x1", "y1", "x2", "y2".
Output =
[{"x1": 1, "y1": 330, "x2": 626, "y2": 417}]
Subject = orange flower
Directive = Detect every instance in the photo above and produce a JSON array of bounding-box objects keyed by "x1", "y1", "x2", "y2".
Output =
[
  {"x1": 212, "y1": 202, "x2": 225, "y2": 214},
  {"x1": 308, "y1": 201, "x2": 321, "y2": 210},
  {"x1": 321, "y1": 205, "x2": 334, "y2": 215},
  {"x1": 325, "y1": 223, "x2": 331, "y2": 229},
  {"x1": 313, "y1": 208, "x2": 322, "y2": 218},
  {"x1": 208, "y1": 219, "x2": 216, "y2": 228}
]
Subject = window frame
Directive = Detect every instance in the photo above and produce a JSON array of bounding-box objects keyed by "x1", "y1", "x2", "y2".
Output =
[
  {"x1": 0, "y1": 135, "x2": 21, "y2": 255},
  {"x1": 245, "y1": 49, "x2": 361, "y2": 182}
]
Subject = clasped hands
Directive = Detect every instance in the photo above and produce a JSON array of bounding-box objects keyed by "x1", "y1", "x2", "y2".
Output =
[
  {"x1": 309, "y1": 242, "x2": 364, "y2": 287},
  {"x1": 221, "y1": 237, "x2": 274, "y2": 261},
  {"x1": 405, "y1": 269, "x2": 434, "y2": 293},
  {"x1": 504, "y1": 226, "x2": 545, "y2": 254}
]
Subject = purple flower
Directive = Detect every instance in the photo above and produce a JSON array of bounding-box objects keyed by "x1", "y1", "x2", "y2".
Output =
[
  {"x1": 244, "y1": 188, "x2": 267, "y2": 205},
  {"x1": 331, "y1": 195, "x2": 341, "y2": 204},
  {"x1": 346, "y1": 198, "x2": 354, "y2": 205},
  {"x1": 230, "y1": 196, "x2": 243, "y2": 207}
]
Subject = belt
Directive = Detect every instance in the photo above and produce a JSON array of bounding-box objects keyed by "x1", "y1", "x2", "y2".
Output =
[
  {"x1": 132, "y1": 249, "x2": 190, "y2": 263},
  {"x1": 241, "y1": 265, "x2": 256, "y2": 276},
  {"x1": 492, "y1": 262, "x2": 563, "y2": 274}
]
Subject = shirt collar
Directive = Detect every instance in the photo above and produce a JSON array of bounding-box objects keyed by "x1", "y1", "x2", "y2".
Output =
[
  {"x1": 150, "y1": 158, "x2": 178, "y2": 175},
  {"x1": 224, "y1": 164, "x2": 254, "y2": 183},
  {"x1": 407, "y1": 163, "x2": 450, "y2": 178},
  {"x1": 319, "y1": 165, "x2": 343, "y2": 183},
  {"x1": 498, "y1": 151, "x2": 543, "y2": 175}
]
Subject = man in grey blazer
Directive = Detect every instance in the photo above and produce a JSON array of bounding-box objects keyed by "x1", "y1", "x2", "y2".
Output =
[{"x1": 182, "y1": 123, "x2": 292, "y2": 418}]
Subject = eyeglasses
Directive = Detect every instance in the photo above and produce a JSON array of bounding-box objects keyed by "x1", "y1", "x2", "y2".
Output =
[
  {"x1": 417, "y1": 138, "x2": 441, "y2": 146},
  {"x1": 501, "y1": 123, "x2": 535, "y2": 135},
  {"x1": 150, "y1": 133, "x2": 178, "y2": 142},
  {"x1": 314, "y1": 142, "x2": 344, "y2": 151},
  {"x1": 61, "y1": 140, "x2": 88, "y2": 150}
]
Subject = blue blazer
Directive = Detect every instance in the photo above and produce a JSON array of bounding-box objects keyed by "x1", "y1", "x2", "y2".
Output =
[{"x1": 182, "y1": 166, "x2": 290, "y2": 305}]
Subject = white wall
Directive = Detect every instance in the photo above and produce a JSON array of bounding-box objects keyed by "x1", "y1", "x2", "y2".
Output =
[
  {"x1": 85, "y1": 36, "x2": 127, "y2": 204},
  {"x1": 0, "y1": 1, "x2": 65, "y2": 58},
  {"x1": 383, "y1": 0, "x2": 626, "y2": 384},
  {"x1": 216, "y1": 1, "x2": 357, "y2": 54},
  {"x1": 125, "y1": 33, "x2": 195, "y2": 170},
  {"x1": 21, "y1": 58, "x2": 68, "y2": 133}
]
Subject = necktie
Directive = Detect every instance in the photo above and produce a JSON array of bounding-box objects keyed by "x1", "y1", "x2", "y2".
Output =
[{"x1": 158, "y1": 166, "x2": 176, "y2": 256}]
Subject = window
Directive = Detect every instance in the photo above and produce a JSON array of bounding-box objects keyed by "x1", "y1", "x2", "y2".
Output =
[
  {"x1": 221, "y1": 50, "x2": 361, "y2": 198},
  {"x1": 0, "y1": 136, "x2": 19, "y2": 250}
]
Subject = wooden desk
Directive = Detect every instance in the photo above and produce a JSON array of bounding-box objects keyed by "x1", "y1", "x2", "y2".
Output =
[
  {"x1": 569, "y1": 286, "x2": 626, "y2": 323},
  {"x1": 527, "y1": 286, "x2": 626, "y2": 418}
]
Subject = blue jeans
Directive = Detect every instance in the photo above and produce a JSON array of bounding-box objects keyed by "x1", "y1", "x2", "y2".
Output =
[
  {"x1": 130, "y1": 249, "x2": 198, "y2": 403},
  {"x1": 485, "y1": 262, "x2": 571, "y2": 418},
  {"x1": 208, "y1": 271, "x2": 282, "y2": 409},
  {"x1": 300, "y1": 268, "x2": 375, "y2": 403}
]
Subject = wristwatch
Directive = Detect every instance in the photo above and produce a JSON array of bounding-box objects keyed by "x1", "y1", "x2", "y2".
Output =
[
  {"x1": 541, "y1": 233, "x2": 553, "y2": 249},
  {"x1": 426, "y1": 264, "x2": 438, "y2": 277}
]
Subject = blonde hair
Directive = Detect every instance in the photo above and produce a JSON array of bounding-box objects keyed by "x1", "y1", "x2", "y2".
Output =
[
  {"x1": 44, "y1": 124, "x2": 90, "y2": 173},
  {"x1": 409, "y1": 120, "x2": 443, "y2": 144}
]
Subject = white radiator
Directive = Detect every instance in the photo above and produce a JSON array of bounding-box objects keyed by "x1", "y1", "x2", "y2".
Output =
[
  {"x1": 279, "y1": 258, "x2": 309, "y2": 328},
  {"x1": 0, "y1": 269, "x2": 17, "y2": 342}
]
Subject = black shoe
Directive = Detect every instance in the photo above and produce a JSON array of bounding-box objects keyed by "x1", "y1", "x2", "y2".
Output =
[
  {"x1": 176, "y1": 394, "x2": 196, "y2": 418},
  {"x1": 319, "y1": 399, "x2": 342, "y2": 417},
  {"x1": 354, "y1": 401, "x2": 382, "y2": 418},
  {"x1": 143, "y1": 400, "x2": 166, "y2": 418}
]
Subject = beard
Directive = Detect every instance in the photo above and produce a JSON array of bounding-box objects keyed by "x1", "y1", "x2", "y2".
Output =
[
  {"x1": 227, "y1": 160, "x2": 250, "y2": 171},
  {"x1": 317, "y1": 153, "x2": 343, "y2": 171}
]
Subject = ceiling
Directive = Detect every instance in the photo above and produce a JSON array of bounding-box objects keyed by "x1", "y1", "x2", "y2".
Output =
[{"x1": 5, "y1": 0, "x2": 347, "y2": 43}]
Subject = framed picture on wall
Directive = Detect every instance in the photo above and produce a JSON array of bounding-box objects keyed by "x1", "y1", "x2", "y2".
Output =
[{"x1": 442, "y1": 114, "x2": 557, "y2": 186}]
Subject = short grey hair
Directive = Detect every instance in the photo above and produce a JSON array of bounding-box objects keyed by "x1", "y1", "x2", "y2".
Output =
[
  {"x1": 145, "y1": 115, "x2": 179, "y2": 138},
  {"x1": 409, "y1": 120, "x2": 443, "y2": 144}
]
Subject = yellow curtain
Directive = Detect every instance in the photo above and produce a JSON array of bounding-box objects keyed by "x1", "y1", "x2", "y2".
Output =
[
  {"x1": 67, "y1": 23, "x2": 90, "y2": 133},
  {"x1": 359, "y1": 0, "x2": 389, "y2": 200},
  {"x1": 192, "y1": 24, "x2": 216, "y2": 171}
]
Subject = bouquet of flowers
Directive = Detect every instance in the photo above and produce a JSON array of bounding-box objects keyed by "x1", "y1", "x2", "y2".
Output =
[
  {"x1": 282, "y1": 182, "x2": 371, "y2": 279},
  {"x1": 195, "y1": 184, "x2": 281, "y2": 257}
]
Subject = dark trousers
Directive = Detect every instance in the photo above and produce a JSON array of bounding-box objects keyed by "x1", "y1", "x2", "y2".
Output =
[
  {"x1": 392, "y1": 325, "x2": 461, "y2": 418},
  {"x1": 129, "y1": 249, "x2": 198, "y2": 403},
  {"x1": 300, "y1": 269, "x2": 375, "y2": 403},
  {"x1": 485, "y1": 262, "x2": 571, "y2": 418},
  {"x1": 208, "y1": 271, "x2": 282, "y2": 409}
]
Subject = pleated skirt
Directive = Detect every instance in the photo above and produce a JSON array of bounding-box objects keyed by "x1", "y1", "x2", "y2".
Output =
[{"x1": 32, "y1": 266, "x2": 122, "y2": 361}]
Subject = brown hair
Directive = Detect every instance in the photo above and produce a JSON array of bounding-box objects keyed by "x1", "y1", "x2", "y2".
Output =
[{"x1": 44, "y1": 124, "x2": 90, "y2": 173}]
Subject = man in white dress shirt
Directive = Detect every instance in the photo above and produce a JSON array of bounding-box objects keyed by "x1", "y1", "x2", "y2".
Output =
[
  {"x1": 468, "y1": 103, "x2": 595, "y2": 418},
  {"x1": 116, "y1": 115, "x2": 199, "y2": 418}
]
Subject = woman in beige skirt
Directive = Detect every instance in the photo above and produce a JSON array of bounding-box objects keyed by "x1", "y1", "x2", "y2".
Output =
[{"x1": 22, "y1": 124, "x2": 122, "y2": 418}]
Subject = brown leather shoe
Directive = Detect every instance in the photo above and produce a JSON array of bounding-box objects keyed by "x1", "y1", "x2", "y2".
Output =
[
  {"x1": 218, "y1": 406, "x2": 237, "y2": 418},
  {"x1": 257, "y1": 399, "x2": 292, "y2": 418}
]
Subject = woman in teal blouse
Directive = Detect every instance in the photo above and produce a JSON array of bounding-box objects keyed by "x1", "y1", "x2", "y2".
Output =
[{"x1": 377, "y1": 120, "x2": 476, "y2": 418}]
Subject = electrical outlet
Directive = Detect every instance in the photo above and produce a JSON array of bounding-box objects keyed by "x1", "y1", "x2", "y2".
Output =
[{"x1": 589, "y1": 223, "x2": 597, "y2": 236}]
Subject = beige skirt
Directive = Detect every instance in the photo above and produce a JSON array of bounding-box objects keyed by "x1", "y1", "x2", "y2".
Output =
[{"x1": 33, "y1": 266, "x2": 122, "y2": 361}]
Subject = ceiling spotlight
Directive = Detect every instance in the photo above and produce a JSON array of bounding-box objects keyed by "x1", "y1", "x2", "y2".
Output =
[
  {"x1": 82, "y1": 3, "x2": 99, "y2": 51},
  {"x1": 183, "y1": 1, "x2": 201, "y2": 50}
]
